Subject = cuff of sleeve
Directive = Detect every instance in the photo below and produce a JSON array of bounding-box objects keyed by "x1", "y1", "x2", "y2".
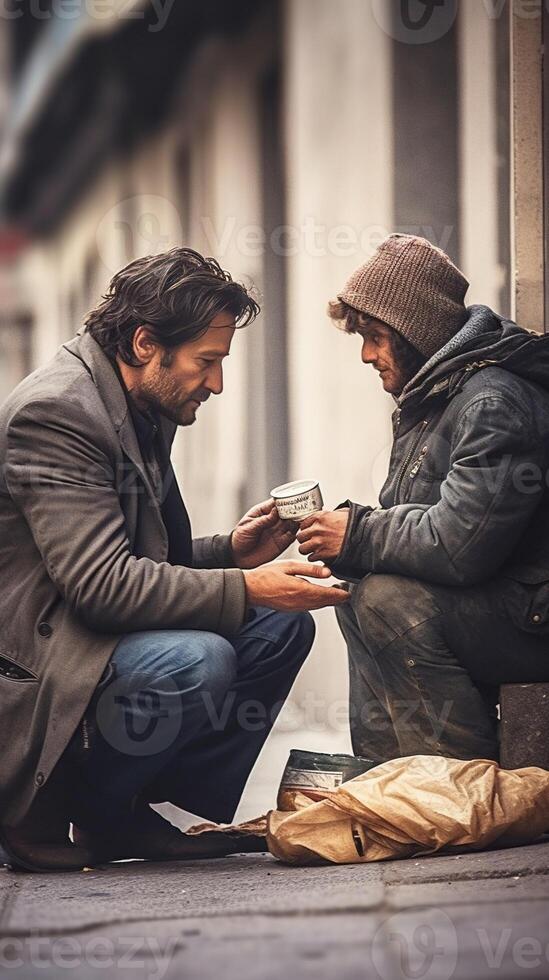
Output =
[
  {"x1": 217, "y1": 568, "x2": 248, "y2": 636},
  {"x1": 330, "y1": 501, "x2": 374, "y2": 579},
  {"x1": 192, "y1": 533, "x2": 237, "y2": 569},
  {"x1": 217, "y1": 533, "x2": 237, "y2": 568}
]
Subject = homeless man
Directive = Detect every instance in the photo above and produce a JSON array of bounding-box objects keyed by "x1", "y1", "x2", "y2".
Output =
[
  {"x1": 297, "y1": 233, "x2": 549, "y2": 764},
  {"x1": 0, "y1": 247, "x2": 347, "y2": 871}
]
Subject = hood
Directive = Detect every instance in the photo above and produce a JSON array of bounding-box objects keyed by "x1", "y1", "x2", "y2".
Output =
[{"x1": 399, "y1": 304, "x2": 549, "y2": 407}]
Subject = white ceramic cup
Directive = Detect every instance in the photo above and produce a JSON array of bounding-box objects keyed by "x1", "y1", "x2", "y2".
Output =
[{"x1": 270, "y1": 479, "x2": 324, "y2": 521}]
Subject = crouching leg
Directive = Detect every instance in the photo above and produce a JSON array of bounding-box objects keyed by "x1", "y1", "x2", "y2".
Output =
[{"x1": 336, "y1": 573, "x2": 499, "y2": 762}]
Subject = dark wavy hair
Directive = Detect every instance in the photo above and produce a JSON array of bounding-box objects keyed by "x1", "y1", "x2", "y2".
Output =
[
  {"x1": 328, "y1": 299, "x2": 427, "y2": 385},
  {"x1": 85, "y1": 247, "x2": 260, "y2": 365}
]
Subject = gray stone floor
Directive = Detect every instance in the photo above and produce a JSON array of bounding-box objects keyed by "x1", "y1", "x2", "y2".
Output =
[{"x1": 1, "y1": 840, "x2": 548, "y2": 979}]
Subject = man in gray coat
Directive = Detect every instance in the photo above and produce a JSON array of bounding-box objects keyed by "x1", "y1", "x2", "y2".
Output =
[
  {"x1": 0, "y1": 247, "x2": 347, "y2": 871},
  {"x1": 297, "y1": 234, "x2": 549, "y2": 764}
]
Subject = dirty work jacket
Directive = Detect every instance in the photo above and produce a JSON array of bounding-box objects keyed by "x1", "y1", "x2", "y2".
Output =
[
  {"x1": 333, "y1": 305, "x2": 549, "y2": 636},
  {"x1": 0, "y1": 329, "x2": 246, "y2": 826}
]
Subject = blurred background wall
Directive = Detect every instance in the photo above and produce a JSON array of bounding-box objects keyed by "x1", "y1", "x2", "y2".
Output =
[{"x1": 0, "y1": 0, "x2": 545, "y2": 815}]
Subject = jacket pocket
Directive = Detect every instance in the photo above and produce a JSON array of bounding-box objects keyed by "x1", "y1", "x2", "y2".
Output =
[{"x1": 0, "y1": 654, "x2": 37, "y2": 681}]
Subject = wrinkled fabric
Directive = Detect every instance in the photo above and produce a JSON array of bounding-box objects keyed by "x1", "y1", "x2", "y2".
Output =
[
  {"x1": 266, "y1": 755, "x2": 549, "y2": 864},
  {"x1": 337, "y1": 569, "x2": 549, "y2": 762}
]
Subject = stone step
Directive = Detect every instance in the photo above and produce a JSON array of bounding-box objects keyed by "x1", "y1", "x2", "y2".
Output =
[{"x1": 499, "y1": 683, "x2": 549, "y2": 769}]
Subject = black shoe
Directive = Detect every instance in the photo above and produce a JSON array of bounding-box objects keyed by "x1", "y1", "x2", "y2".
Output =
[
  {"x1": 0, "y1": 826, "x2": 95, "y2": 873},
  {"x1": 73, "y1": 822, "x2": 266, "y2": 864},
  {"x1": 1, "y1": 762, "x2": 95, "y2": 872}
]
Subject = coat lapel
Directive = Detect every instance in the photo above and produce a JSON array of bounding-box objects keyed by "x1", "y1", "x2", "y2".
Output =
[{"x1": 62, "y1": 330, "x2": 168, "y2": 550}]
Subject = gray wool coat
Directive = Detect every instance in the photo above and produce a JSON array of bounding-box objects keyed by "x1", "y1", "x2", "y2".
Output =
[{"x1": 0, "y1": 330, "x2": 247, "y2": 827}]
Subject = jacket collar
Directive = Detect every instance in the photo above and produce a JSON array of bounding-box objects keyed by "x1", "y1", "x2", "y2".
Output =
[
  {"x1": 62, "y1": 328, "x2": 177, "y2": 440},
  {"x1": 61, "y1": 329, "x2": 176, "y2": 512},
  {"x1": 63, "y1": 328, "x2": 128, "y2": 429},
  {"x1": 396, "y1": 305, "x2": 504, "y2": 411}
]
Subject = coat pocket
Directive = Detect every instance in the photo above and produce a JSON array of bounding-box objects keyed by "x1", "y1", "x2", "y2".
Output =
[{"x1": 0, "y1": 654, "x2": 37, "y2": 681}]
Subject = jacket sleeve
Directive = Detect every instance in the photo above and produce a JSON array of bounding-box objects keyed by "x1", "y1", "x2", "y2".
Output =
[
  {"x1": 5, "y1": 401, "x2": 247, "y2": 635},
  {"x1": 192, "y1": 534, "x2": 237, "y2": 569},
  {"x1": 332, "y1": 393, "x2": 547, "y2": 586}
]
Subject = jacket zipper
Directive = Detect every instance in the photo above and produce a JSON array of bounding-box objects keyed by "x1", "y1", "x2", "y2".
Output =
[
  {"x1": 409, "y1": 444, "x2": 428, "y2": 479},
  {"x1": 393, "y1": 420, "x2": 429, "y2": 505}
]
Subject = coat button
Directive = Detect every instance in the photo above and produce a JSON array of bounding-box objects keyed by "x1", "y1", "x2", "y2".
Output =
[
  {"x1": 35, "y1": 772, "x2": 45, "y2": 786},
  {"x1": 532, "y1": 613, "x2": 542, "y2": 624},
  {"x1": 37, "y1": 622, "x2": 52, "y2": 637}
]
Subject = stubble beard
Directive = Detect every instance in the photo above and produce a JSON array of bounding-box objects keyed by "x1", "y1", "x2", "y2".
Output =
[{"x1": 140, "y1": 364, "x2": 196, "y2": 426}]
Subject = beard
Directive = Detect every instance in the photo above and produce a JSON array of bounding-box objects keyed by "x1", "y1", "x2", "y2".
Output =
[{"x1": 139, "y1": 363, "x2": 208, "y2": 426}]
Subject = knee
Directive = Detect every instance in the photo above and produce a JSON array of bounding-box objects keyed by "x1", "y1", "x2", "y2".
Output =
[
  {"x1": 352, "y1": 574, "x2": 440, "y2": 643},
  {"x1": 353, "y1": 573, "x2": 400, "y2": 616},
  {"x1": 285, "y1": 610, "x2": 316, "y2": 661},
  {"x1": 268, "y1": 609, "x2": 316, "y2": 664},
  {"x1": 295, "y1": 610, "x2": 316, "y2": 649},
  {"x1": 335, "y1": 594, "x2": 354, "y2": 630},
  {"x1": 183, "y1": 633, "x2": 237, "y2": 703}
]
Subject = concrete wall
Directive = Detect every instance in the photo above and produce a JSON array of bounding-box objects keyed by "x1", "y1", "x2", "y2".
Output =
[
  {"x1": 459, "y1": 0, "x2": 510, "y2": 314},
  {"x1": 282, "y1": 0, "x2": 393, "y2": 739}
]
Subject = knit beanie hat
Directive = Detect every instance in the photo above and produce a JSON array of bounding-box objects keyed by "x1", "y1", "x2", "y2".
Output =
[{"x1": 337, "y1": 234, "x2": 469, "y2": 359}]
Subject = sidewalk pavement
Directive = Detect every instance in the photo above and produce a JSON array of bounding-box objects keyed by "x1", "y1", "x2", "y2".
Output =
[{"x1": 1, "y1": 838, "x2": 548, "y2": 979}]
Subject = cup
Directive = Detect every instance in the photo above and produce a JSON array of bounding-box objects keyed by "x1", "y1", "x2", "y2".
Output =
[
  {"x1": 270, "y1": 479, "x2": 323, "y2": 521},
  {"x1": 277, "y1": 749, "x2": 378, "y2": 810}
]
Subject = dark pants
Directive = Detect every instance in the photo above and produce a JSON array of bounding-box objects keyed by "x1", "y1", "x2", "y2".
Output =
[
  {"x1": 63, "y1": 607, "x2": 314, "y2": 834},
  {"x1": 336, "y1": 573, "x2": 549, "y2": 763}
]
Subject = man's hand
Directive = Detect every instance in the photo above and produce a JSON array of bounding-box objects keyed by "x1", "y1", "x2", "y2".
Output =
[
  {"x1": 296, "y1": 509, "x2": 350, "y2": 562},
  {"x1": 243, "y1": 561, "x2": 349, "y2": 611},
  {"x1": 231, "y1": 499, "x2": 298, "y2": 569}
]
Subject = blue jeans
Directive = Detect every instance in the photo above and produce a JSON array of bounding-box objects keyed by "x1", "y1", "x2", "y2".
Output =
[{"x1": 63, "y1": 607, "x2": 314, "y2": 834}]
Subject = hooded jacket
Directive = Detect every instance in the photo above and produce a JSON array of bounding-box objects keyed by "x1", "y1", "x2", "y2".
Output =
[{"x1": 332, "y1": 305, "x2": 549, "y2": 634}]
